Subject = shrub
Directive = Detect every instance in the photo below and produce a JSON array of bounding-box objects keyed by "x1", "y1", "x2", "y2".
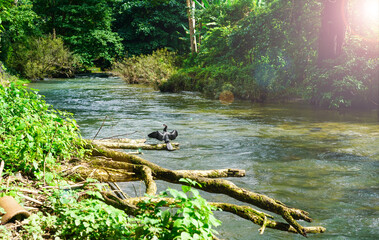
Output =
[
  {"x1": 51, "y1": 191, "x2": 133, "y2": 240},
  {"x1": 20, "y1": 179, "x2": 221, "y2": 240},
  {"x1": 7, "y1": 35, "x2": 78, "y2": 80},
  {"x1": 0, "y1": 84, "x2": 84, "y2": 178},
  {"x1": 133, "y1": 179, "x2": 221, "y2": 240},
  {"x1": 113, "y1": 48, "x2": 178, "y2": 87},
  {"x1": 305, "y1": 38, "x2": 379, "y2": 108}
]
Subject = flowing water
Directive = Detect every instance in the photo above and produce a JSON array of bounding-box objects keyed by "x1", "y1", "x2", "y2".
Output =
[{"x1": 28, "y1": 75, "x2": 379, "y2": 239}]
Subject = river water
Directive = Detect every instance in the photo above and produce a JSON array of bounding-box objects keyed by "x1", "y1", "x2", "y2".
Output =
[{"x1": 29, "y1": 75, "x2": 379, "y2": 239}]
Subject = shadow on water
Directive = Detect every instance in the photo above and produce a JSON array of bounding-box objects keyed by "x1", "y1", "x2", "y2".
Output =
[{"x1": 28, "y1": 75, "x2": 379, "y2": 239}]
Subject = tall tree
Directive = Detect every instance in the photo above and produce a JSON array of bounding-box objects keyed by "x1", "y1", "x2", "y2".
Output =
[
  {"x1": 32, "y1": 0, "x2": 123, "y2": 67},
  {"x1": 318, "y1": 0, "x2": 347, "y2": 63},
  {"x1": 186, "y1": 0, "x2": 197, "y2": 53},
  {"x1": 113, "y1": 0, "x2": 187, "y2": 56}
]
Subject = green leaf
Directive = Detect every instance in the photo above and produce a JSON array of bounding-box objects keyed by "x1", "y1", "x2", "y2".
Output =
[
  {"x1": 75, "y1": 219, "x2": 80, "y2": 226},
  {"x1": 161, "y1": 210, "x2": 171, "y2": 225},
  {"x1": 181, "y1": 185, "x2": 191, "y2": 193},
  {"x1": 180, "y1": 232, "x2": 192, "y2": 240}
]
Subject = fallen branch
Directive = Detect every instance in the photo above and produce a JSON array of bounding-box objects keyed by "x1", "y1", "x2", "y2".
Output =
[
  {"x1": 92, "y1": 139, "x2": 179, "y2": 150},
  {"x1": 84, "y1": 141, "x2": 325, "y2": 236},
  {"x1": 17, "y1": 193, "x2": 44, "y2": 205},
  {"x1": 73, "y1": 157, "x2": 245, "y2": 182},
  {"x1": 100, "y1": 195, "x2": 325, "y2": 235},
  {"x1": 97, "y1": 138, "x2": 146, "y2": 143}
]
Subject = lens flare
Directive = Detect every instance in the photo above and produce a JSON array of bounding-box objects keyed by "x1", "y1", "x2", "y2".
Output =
[
  {"x1": 363, "y1": 0, "x2": 379, "y2": 22},
  {"x1": 348, "y1": 0, "x2": 379, "y2": 42},
  {"x1": 219, "y1": 90, "x2": 234, "y2": 105}
]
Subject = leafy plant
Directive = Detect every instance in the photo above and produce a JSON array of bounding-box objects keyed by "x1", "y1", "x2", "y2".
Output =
[
  {"x1": 32, "y1": 0, "x2": 123, "y2": 67},
  {"x1": 7, "y1": 35, "x2": 78, "y2": 80},
  {"x1": 113, "y1": 0, "x2": 187, "y2": 56},
  {"x1": 0, "y1": 225, "x2": 12, "y2": 239},
  {"x1": 113, "y1": 48, "x2": 179, "y2": 87},
  {"x1": 0, "y1": 83, "x2": 85, "y2": 178},
  {"x1": 0, "y1": 0, "x2": 42, "y2": 62},
  {"x1": 134, "y1": 179, "x2": 221, "y2": 240},
  {"x1": 305, "y1": 49, "x2": 379, "y2": 108},
  {"x1": 21, "y1": 212, "x2": 58, "y2": 240},
  {"x1": 52, "y1": 192, "x2": 133, "y2": 239}
]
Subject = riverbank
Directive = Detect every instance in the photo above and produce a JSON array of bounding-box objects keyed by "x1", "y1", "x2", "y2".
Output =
[
  {"x1": 0, "y1": 79, "x2": 224, "y2": 239},
  {"x1": 1, "y1": 75, "x2": 327, "y2": 239},
  {"x1": 28, "y1": 75, "x2": 379, "y2": 239}
]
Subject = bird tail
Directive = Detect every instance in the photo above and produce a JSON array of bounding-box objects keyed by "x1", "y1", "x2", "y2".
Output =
[{"x1": 166, "y1": 142, "x2": 173, "y2": 151}]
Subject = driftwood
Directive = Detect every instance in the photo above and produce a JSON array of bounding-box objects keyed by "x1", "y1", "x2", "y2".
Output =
[
  {"x1": 79, "y1": 140, "x2": 325, "y2": 237},
  {"x1": 122, "y1": 197, "x2": 325, "y2": 235},
  {"x1": 92, "y1": 138, "x2": 179, "y2": 150}
]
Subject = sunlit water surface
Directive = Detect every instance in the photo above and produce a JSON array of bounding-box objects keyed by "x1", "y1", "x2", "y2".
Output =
[{"x1": 29, "y1": 75, "x2": 379, "y2": 239}]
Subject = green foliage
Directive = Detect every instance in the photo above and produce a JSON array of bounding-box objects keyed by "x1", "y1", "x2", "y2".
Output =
[
  {"x1": 0, "y1": 0, "x2": 13, "y2": 41},
  {"x1": 196, "y1": 0, "x2": 254, "y2": 31},
  {"x1": 0, "y1": 0, "x2": 42, "y2": 43},
  {"x1": 21, "y1": 212, "x2": 58, "y2": 240},
  {"x1": 305, "y1": 38, "x2": 379, "y2": 108},
  {"x1": 0, "y1": 225, "x2": 12, "y2": 239},
  {"x1": 18, "y1": 178, "x2": 220, "y2": 239},
  {"x1": 6, "y1": 35, "x2": 78, "y2": 80},
  {"x1": 113, "y1": 48, "x2": 179, "y2": 86},
  {"x1": 113, "y1": 0, "x2": 187, "y2": 56},
  {"x1": 166, "y1": 0, "x2": 378, "y2": 108},
  {"x1": 163, "y1": 1, "x2": 294, "y2": 102},
  {"x1": 134, "y1": 179, "x2": 221, "y2": 240},
  {"x1": 0, "y1": 84, "x2": 84, "y2": 177},
  {"x1": 0, "y1": 0, "x2": 43, "y2": 62},
  {"x1": 50, "y1": 190, "x2": 133, "y2": 240},
  {"x1": 32, "y1": 0, "x2": 123, "y2": 67}
]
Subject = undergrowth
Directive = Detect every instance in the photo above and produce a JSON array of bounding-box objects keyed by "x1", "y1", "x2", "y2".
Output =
[
  {"x1": 0, "y1": 77, "x2": 221, "y2": 239},
  {"x1": 0, "y1": 83, "x2": 85, "y2": 179},
  {"x1": 1, "y1": 178, "x2": 220, "y2": 240},
  {"x1": 112, "y1": 48, "x2": 179, "y2": 87}
]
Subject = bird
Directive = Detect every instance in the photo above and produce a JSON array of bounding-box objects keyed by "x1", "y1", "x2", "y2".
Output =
[{"x1": 148, "y1": 124, "x2": 178, "y2": 151}]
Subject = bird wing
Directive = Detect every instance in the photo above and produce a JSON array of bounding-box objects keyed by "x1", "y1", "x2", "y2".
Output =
[
  {"x1": 148, "y1": 131, "x2": 164, "y2": 141},
  {"x1": 168, "y1": 130, "x2": 178, "y2": 140}
]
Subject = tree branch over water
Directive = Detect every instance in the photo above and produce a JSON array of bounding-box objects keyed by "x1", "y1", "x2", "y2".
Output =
[{"x1": 78, "y1": 139, "x2": 326, "y2": 237}]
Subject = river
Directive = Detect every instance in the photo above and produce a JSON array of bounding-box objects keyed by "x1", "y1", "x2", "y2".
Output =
[{"x1": 28, "y1": 75, "x2": 379, "y2": 239}]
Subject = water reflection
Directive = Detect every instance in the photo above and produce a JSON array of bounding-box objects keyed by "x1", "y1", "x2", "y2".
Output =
[{"x1": 29, "y1": 76, "x2": 379, "y2": 239}]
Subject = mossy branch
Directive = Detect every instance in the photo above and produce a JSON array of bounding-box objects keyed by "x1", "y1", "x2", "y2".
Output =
[{"x1": 80, "y1": 140, "x2": 325, "y2": 236}]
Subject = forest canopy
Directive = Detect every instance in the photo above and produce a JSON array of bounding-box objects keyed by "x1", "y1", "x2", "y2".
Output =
[{"x1": 0, "y1": 0, "x2": 378, "y2": 108}]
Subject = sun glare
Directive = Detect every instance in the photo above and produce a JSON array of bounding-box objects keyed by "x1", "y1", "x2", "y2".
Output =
[{"x1": 363, "y1": 0, "x2": 379, "y2": 22}]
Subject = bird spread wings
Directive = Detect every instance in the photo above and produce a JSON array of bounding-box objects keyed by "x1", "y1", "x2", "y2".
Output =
[
  {"x1": 148, "y1": 131, "x2": 164, "y2": 141},
  {"x1": 148, "y1": 130, "x2": 178, "y2": 141},
  {"x1": 168, "y1": 130, "x2": 178, "y2": 140}
]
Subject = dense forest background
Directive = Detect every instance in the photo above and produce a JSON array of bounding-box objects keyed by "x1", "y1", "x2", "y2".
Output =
[{"x1": 0, "y1": 0, "x2": 378, "y2": 108}]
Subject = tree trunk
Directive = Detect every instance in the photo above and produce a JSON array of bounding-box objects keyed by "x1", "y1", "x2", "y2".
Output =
[
  {"x1": 186, "y1": 0, "x2": 197, "y2": 53},
  {"x1": 318, "y1": 0, "x2": 347, "y2": 63},
  {"x1": 83, "y1": 142, "x2": 325, "y2": 237}
]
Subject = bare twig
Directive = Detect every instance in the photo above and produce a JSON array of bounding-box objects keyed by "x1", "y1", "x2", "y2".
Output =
[
  {"x1": 93, "y1": 116, "x2": 108, "y2": 140},
  {"x1": 260, "y1": 216, "x2": 268, "y2": 234},
  {"x1": 18, "y1": 193, "x2": 44, "y2": 205},
  {"x1": 107, "y1": 182, "x2": 128, "y2": 200},
  {"x1": 112, "y1": 182, "x2": 129, "y2": 199}
]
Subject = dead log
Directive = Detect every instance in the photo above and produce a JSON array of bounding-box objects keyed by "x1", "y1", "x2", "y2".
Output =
[
  {"x1": 84, "y1": 141, "x2": 325, "y2": 236},
  {"x1": 98, "y1": 138, "x2": 146, "y2": 143},
  {"x1": 74, "y1": 158, "x2": 245, "y2": 184},
  {"x1": 99, "y1": 194, "x2": 325, "y2": 235},
  {"x1": 92, "y1": 139, "x2": 179, "y2": 150}
]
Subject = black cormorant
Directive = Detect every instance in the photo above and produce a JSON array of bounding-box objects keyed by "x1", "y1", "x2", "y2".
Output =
[{"x1": 148, "y1": 124, "x2": 178, "y2": 151}]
